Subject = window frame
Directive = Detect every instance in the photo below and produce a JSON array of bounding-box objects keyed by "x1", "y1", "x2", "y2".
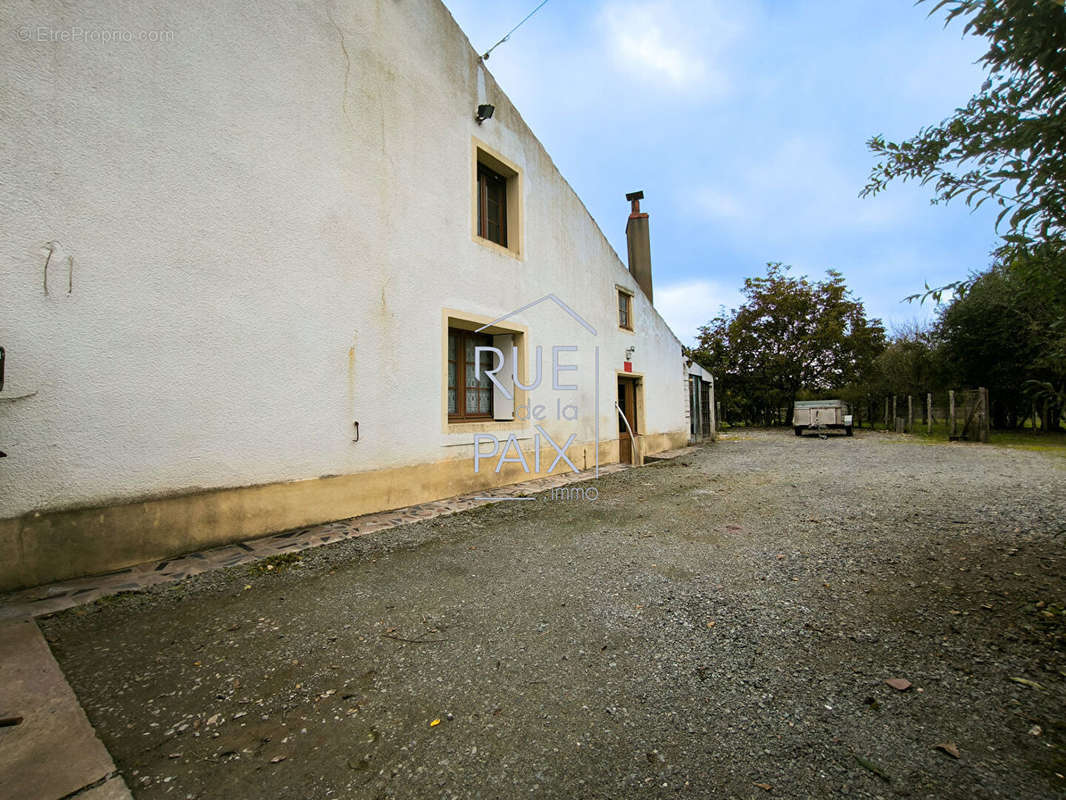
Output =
[
  {"x1": 448, "y1": 327, "x2": 495, "y2": 422},
  {"x1": 618, "y1": 288, "x2": 634, "y2": 331},
  {"x1": 472, "y1": 140, "x2": 523, "y2": 259},
  {"x1": 477, "y1": 163, "x2": 508, "y2": 247}
]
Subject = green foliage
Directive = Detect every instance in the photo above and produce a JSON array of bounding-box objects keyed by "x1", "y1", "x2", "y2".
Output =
[
  {"x1": 692, "y1": 264, "x2": 886, "y2": 425},
  {"x1": 935, "y1": 236, "x2": 1066, "y2": 426},
  {"x1": 871, "y1": 322, "x2": 944, "y2": 397},
  {"x1": 864, "y1": 0, "x2": 1066, "y2": 236},
  {"x1": 862, "y1": 0, "x2": 1066, "y2": 302}
]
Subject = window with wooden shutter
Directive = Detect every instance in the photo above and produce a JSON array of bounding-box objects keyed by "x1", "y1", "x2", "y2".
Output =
[{"x1": 447, "y1": 328, "x2": 494, "y2": 420}]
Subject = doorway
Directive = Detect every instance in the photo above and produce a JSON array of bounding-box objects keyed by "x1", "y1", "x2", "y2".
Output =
[{"x1": 617, "y1": 376, "x2": 639, "y2": 464}]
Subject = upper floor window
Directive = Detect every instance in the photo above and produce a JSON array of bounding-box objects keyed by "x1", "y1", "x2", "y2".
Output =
[
  {"x1": 448, "y1": 328, "x2": 494, "y2": 421},
  {"x1": 473, "y1": 142, "x2": 522, "y2": 258},
  {"x1": 618, "y1": 289, "x2": 633, "y2": 330},
  {"x1": 477, "y1": 164, "x2": 508, "y2": 247}
]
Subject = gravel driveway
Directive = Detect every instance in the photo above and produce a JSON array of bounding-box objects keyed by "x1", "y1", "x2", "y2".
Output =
[{"x1": 43, "y1": 430, "x2": 1066, "y2": 799}]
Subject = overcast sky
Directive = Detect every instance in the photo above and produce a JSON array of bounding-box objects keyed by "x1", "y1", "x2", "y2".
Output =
[{"x1": 441, "y1": 0, "x2": 1002, "y2": 345}]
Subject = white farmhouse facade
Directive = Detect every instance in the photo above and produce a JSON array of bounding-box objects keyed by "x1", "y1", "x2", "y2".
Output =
[{"x1": 0, "y1": 0, "x2": 690, "y2": 591}]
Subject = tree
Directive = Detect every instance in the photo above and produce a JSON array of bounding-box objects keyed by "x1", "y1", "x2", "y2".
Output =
[
  {"x1": 872, "y1": 323, "x2": 943, "y2": 398},
  {"x1": 862, "y1": 0, "x2": 1066, "y2": 298},
  {"x1": 935, "y1": 238, "x2": 1065, "y2": 428},
  {"x1": 692, "y1": 264, "x2": 886, "y2": 425}
]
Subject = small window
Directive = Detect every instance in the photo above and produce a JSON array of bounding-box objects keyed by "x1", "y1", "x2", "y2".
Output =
[
  {"x1": 473, "y1": 143, "x2": 522, "y2": 257},
  {"x1": 477, "y1": 164, "x2": 508, "y2": 246},
  {"x1": 618, "y1": 290, "x2": 633, "y2": 330},
  {"x1": 448, "y1": 328, "x2": 494, "y2": 420}
]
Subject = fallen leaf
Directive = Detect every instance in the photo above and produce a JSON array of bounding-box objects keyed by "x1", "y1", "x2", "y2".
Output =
[
  {"x1": 935, "y1": 743, "x2": 960, "y2": 759},
  {"x1": 243, "y1": 584, "x2": 252, "y2": 591},
  {"x1": 430, "y1": 718, "x2": 441, "y2": 727},
  {"x1": 1029, "y1": 725, "x2": 1043, "y2": 737},
  {"x1": 1010, "y1": 677, "x2": 1047, "y2": 691},
  {"x1": 884, "y1": 678, "x2": 912, "y2": 691},
  {"x1": 854, "y1": 754, "x2": 891, "y2": 782},
  {"x1": 270, "y1": 755, "x2": 287, "y2": 764},
  {"x1": 706, "y1": 621, "x2": 716, "y2": 628},
  {"x1": 753, "y1": 782, "x2": 772, "y2": 791}
]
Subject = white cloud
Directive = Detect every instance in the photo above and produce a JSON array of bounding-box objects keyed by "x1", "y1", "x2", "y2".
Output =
[
  {"x1": 598, "y1": 0, "x2": 746, "y2": 93},
  {"x1": 655, "y1": 278, "x2": 744, "y2": 346},
  {"x1": 689, "y1": 136, "x2": 914, "y2": 241},
  {"x1": 693, "y1": 186, "x2": 744, "y2": 220}
]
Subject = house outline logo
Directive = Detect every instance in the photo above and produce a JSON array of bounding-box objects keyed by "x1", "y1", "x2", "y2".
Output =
[
  {"x1": 475, "y1": 293, "x2": 598, "y2": 337},
  {"x1": 471, "y1": 294, "x2": 602, "y2": 494}
]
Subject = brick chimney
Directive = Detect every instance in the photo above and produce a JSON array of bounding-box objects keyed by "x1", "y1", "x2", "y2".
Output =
[{"x1": 625, "y1": 191, "x2": 653, "y2": 304}]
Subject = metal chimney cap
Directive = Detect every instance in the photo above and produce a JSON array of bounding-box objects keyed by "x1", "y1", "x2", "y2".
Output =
[{"x1": 625, "y1": 191, "x2": 644, "y2": 202}]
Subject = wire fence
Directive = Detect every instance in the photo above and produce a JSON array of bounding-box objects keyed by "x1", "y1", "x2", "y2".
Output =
[{"x1": 852, "y1": 389, "x2": 991, "y2": 441}]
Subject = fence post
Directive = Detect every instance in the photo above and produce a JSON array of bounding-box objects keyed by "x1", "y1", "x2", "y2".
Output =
[
  {"x1": 892, "y1": 395, "x2": 897, "y2": 431},
  {"x1": 927, "y1": 393, "x2": 932, "y2": 434},
  {"x1": 884, "y1": 397, "x2": 889, "y2": 429},
  {"x1": 908, "y1": 395, "x2": 913, "y2": 433},
  {"x1": 949, "y1": 390, "x2": 956, "y2": 438},
  {"x1": 979, "y1": 387, "x2": 989, "y2": 442}
]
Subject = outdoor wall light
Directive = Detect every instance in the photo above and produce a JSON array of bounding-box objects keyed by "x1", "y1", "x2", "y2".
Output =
[
  {"x1": 475, "y1": 104, "x2": 495, "y2": 124},
  {"x1": 625, "y1": 346, "x2": 636, "y2": 360}
]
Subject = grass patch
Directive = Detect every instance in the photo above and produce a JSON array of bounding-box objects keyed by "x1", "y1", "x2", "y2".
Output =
[
  {"x1": 986, "y1": 429, "x2": 1066, "y2": 455},
  {"x1": 905, "y1": 421, "x2": 1066, "y2": 456}
]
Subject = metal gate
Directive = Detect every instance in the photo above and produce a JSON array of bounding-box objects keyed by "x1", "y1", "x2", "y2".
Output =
[{"x1": 949, "y1": 387, "x2": 989, "y2": 442}]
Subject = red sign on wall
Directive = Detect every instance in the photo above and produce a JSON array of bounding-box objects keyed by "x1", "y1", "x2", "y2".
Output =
[{"x1": 623, "y1": 361, "x2": 632, "y2": 373}]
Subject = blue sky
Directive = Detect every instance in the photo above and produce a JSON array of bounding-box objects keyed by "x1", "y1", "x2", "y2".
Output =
[{"x1": 441, "y1": 0, "x2": 1004, "y2": 345}]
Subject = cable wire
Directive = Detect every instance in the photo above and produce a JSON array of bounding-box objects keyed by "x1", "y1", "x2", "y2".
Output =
[{"x1": 480, "y1": 0, "x2": 551, "y2": 60}]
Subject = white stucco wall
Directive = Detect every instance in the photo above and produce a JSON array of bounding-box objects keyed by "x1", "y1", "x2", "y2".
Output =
[{"x1": 0, "y1": 0, "x2": 685, "y2": 519}]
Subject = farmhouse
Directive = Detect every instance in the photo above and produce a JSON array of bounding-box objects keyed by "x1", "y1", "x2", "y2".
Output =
[{"x1": 0, "y1": 0, "x2": 692, "y2": 591}]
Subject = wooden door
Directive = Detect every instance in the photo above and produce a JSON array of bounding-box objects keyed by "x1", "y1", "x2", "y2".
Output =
[{"x1": 618, "y1": 377, "x2": 637, "y2": 464}]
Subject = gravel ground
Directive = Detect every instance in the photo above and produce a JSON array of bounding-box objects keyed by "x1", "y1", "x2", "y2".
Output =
[{"x1": 42, "y1": 429, "x2": 1066, "y2": 799}]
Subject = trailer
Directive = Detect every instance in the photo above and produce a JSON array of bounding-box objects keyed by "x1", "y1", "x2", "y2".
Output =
[{"x1": 793, "y1": 399, "x2": 853, "y2": 437}]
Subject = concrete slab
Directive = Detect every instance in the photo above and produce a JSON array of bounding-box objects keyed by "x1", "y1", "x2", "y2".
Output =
[
  {"x1": 0, "y1": 618, "x2": 130, "y2": 800},
  {"x1": 644, "y1": 445, "x2": 701, "y2": 462},
  {"x1": 79, "y1": 776, "x2": 134, "y2": 800}
]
